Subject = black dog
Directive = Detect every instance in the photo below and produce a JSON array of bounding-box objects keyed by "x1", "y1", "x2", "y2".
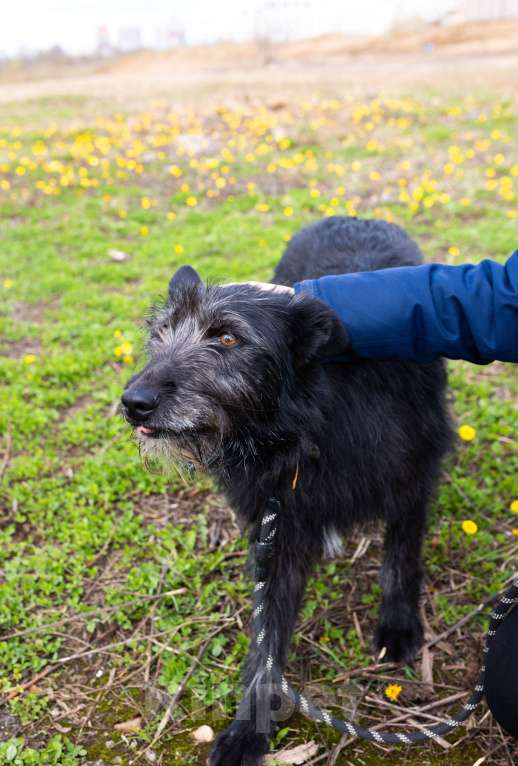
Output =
[{"x1": 122, "y1": 217, "x2": 453, "y2": 766}]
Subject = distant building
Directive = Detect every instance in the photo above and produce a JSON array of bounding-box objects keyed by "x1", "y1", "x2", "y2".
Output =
[
  {"x1": 117, "y1": 27, "x2": 142, "y2": 52},
  {"x1": 448, "y1": 0, "x2": 518, "y2": 23},
  {"x1": 96, "y1": 26, "x2": 115, "y2": 57},
  {"x1": 154, "y1": 26, "x2": 186, "y2": 49}
]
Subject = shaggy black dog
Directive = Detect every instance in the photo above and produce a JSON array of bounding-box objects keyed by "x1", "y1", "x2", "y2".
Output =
[{"x1": 121, "y1": 217, "x2": 453, "y2": 766}]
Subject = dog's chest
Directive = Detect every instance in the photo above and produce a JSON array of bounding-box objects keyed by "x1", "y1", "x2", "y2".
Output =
[{"x1": 322, "y1": 526, "x2": 344, "y2": 558}]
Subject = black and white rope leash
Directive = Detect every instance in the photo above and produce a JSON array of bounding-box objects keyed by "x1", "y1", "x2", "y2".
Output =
[{"x1": 252, "y1": 497, "x2": 518, "y2": 745}]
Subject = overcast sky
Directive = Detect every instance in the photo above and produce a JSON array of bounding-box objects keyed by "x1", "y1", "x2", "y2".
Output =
[{"x1": 2, "y1": 0, "x2": 457, "y2": 56}]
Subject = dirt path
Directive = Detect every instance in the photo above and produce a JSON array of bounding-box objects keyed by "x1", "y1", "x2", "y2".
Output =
[{"x1": 1, "y1": 48, "x2": 517, "y2": 109}]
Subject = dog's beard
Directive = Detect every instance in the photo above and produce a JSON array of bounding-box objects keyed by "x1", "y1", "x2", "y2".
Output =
[{"x1": 136, "y1": 428, "x2": 222, "y2": 474}]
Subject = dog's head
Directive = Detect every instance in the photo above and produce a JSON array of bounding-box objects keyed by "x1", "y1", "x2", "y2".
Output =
[{"x1": 121, "y1": 265, "x2": 347, "y2": 468}]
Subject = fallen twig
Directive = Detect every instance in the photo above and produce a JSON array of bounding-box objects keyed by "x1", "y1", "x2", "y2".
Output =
[
  {"x1": 0, "y1": 422, "x2": 12, "y2": 481},
  {"x1": 2, "y1": 588, "x2": 188, "y2": 641},
  {"x1": 425, "y1": 584, "x2": 511, "y2": 650},
  {"x1": 130, "y1": 625, "x2": 225, "y2": 764}
]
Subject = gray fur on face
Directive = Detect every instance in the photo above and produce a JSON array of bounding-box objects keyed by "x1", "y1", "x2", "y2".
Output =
[{"x1": 125, "y1": 281, "x2": 292, "y2": 469}]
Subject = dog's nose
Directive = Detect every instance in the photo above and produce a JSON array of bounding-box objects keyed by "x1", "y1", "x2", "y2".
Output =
[{"x1": 121, "y1": 386, "x2": 160, "y2": 420}]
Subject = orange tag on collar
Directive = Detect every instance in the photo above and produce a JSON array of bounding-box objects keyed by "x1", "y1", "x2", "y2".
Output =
[{"x1": 291, "y1": 462, "x2": 299, "y2": 490}]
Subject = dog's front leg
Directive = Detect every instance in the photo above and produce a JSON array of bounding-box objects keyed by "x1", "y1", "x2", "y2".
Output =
[{"x1": 209, "y1": 543, "x2": 311, "y2": 766}]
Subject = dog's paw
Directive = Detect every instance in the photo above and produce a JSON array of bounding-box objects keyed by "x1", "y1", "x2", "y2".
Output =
[
  {"x1": 374, "y1": 609, "x2": 423, "y2": 664},
  {"x1": 209, "y1": 721, "x2": 269, "y2": 766}
]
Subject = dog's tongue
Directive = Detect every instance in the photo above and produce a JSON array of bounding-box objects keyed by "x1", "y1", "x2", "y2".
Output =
[{"x1": 137, "y1": 425, "x2": 155, "y2": 435}]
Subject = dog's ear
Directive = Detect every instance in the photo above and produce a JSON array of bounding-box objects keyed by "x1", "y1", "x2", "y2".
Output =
[
  {"x1": 169, "y1": 265, "x2": 202, "y2": 299},
  {"x1": 289, "y1": 295, "x2": 350, "y2": 365}
]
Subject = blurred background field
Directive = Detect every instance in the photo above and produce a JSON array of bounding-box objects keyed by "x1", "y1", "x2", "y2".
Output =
[{"x1": 0, "y1": 3, "x2": 517, "y2": 765}]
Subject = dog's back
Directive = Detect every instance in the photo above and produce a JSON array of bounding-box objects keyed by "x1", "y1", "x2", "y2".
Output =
[{"x1": 274, "y1": 216, "x2": 422, "y2": 284}]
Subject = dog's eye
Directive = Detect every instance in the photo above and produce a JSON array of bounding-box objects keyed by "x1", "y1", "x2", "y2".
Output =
[{"x1": 219, "y1": 332, "x2": 238, "y2": 348}]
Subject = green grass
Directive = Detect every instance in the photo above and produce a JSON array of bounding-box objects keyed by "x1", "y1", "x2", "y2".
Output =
[{"x1": 0, "y1": 91, "x2": 517, "y2": 766}]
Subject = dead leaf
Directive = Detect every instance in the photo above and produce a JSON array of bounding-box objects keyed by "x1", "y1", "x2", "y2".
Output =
[
  {"x1": 270, "y1": 741, "x2": 318, "y2": 764},
  {"x1": 114, "y1": 716, "x2": 142, "y2": 734},
  {"x1": 191, "y1": 724, "x2": 214, "y2": 743},
  {"x1": 108, "y1": 248, "x2": 129, "y2": 262}
]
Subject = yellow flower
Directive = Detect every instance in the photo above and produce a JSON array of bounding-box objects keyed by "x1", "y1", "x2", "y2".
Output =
[
  {"x1": 462, "y1": 520, "x2": 478, "y2": 535},
  {"x1": 385, "y1": 684, "x2": 402, "y2": 702},
  {"x1": 174, "y1": 244, "x2": 184, "y2": 254},
  {"x1": 186, "y1": 195, "x2": 198, "y2": 207},
  {"x1": 115, "y1": 340, "x2": 133, "y2": 358},
  {"x1": 123, "y1": 355, "x2": 134, "y2": 365},
  {"x1": 3, "y1": 278, "x2": 13, "y2": 289},
  {"x1": 448, "y1": 246, "x2": 460, "y2": 257},
  {"x1": 114, "y1": 329, "x2": 123, "y2": 339},
  {"x1": 167, "y1": 211, "x2": 177, "y2": 221},
  {"x1": 510, "y1": 500, "x2": 518, "y2": 513},
  {"x1": 458, "y1": 424, "x2": 476, "y2": 441},
  {"x1": 512, "y1": 529, "x2": 518, "y2": 537},
  {"x1": 139, "y1": 226, "x2": 150, "y2": 237},
  {"x1": 23, "y1": 354, "x2": 36, "y2": 364},
  {"x1": 255, "y1": 203, "x2": 269, "y2": 213},
  {"x1": 283, "y1": 206, "x2": 294, "y2": 217},
  {"x1": 117, "y1": 208, "x2": 127, "y2": 219}
]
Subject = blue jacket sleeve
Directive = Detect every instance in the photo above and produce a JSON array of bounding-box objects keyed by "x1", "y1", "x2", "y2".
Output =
[{"x1": 294, "y1": 251, "x2": 518, "y2": 364}]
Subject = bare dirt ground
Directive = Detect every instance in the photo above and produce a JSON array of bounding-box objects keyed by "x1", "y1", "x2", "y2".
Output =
[{"x1": 1, "y1": 21, "x2": 518, "y2": 109}]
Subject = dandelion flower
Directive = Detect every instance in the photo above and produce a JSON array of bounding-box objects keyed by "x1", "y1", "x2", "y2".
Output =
[
  {"x1": 385, "y1": 684, "x2": 402, "y2": 702},
  {"x1": 115, "y1": 341, "x2": 133, "y2": 358},
  {"x1": 458, "y1": 425, "x2": 476, "y2": 441},
  {"x1": 186, "y1": 195, "x2": 198, "y2": 207},
  {"x1": 510, "y1": 500, "x2": 518, "y2": 513},
  {"x1": 462, "y1": 520, "x2": 478, "y2": 535},
  {"x1": 3, "y1": 278, "x2": 13, "y2": 289},
  {"x1": 283, "y1": 206, "x2": 294, "y2": 217},
  {"x1": 512, "y1": 529, "x2": 518, "y2": 537},
  {"x1": 174, "y1": 244, "x2": 184, "y2": 254},
  {"x1": 448, "y1": 246, "x2": 460, "y2": 257},
  {"x1": 139, "y1": 226, "x2": 150, "y2": 237},
  {"x1": 23, "y1": 354, "x2": 36, "y2": 364}
]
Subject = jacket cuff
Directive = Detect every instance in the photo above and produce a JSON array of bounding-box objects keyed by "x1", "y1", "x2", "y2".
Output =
[{"x1": 293, "y1": 279, "x2": 320, "y2": 299}]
